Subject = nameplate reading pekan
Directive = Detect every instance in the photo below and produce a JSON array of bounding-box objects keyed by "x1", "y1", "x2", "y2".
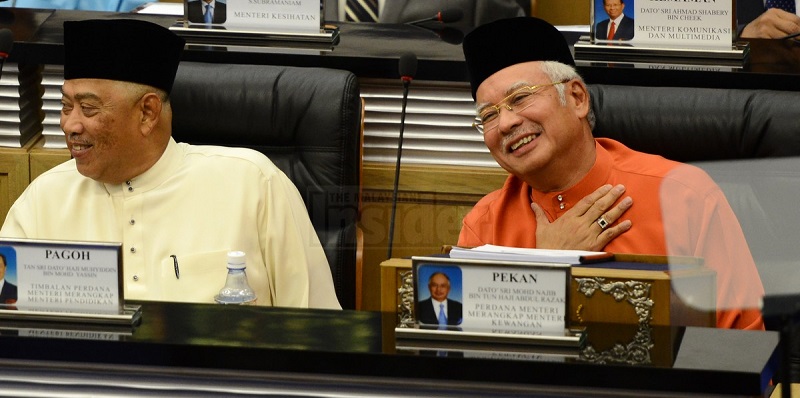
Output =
[{"x1": 411, "y1": 256, "x2": 571, "y2": 337}]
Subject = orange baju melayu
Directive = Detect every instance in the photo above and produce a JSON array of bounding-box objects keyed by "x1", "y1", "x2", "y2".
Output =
[{"x1": 459, "y1": 138, "x2": 764, "y2": 330}]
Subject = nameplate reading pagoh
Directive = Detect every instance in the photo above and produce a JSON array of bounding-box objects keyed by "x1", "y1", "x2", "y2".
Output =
[{"x1": 0, "y1": 240, "x2": 122, "y2": 313}]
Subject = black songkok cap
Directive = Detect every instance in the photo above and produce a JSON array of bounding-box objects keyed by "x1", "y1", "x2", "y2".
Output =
[
  {"x1": 462, "y1": 17, "x2": 575, "y2": 99},
  {"x1": 64, "y1": 19, "x2": 185, "y2": 94}
]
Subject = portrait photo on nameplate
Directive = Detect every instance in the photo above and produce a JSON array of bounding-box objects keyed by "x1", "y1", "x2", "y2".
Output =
[
  {"x1": 182, "y1": 0, "x2": 320, "y2": 34},
  {"x1": 591, "y1": 0, "x2": 735, "y2": 48},
  {"x1": 412, "y1": 257, "x2": 571, "y2": 337},
  {"x1": 0, "y1": 238, "x2": 123, "y2": 317}
]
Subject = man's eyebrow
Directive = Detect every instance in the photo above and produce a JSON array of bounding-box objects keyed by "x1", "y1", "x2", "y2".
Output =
[
  {"x1": 60, "y1": 88, "x2": 102, "y2": 103},
  {"x1": 476, "y1": 81, "x2": 532, "y2": 113}
]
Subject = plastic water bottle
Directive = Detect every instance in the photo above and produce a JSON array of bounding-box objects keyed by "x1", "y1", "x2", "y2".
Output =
[{"x1": 214, "y1": 251, "x2": 257, "y2": 305}]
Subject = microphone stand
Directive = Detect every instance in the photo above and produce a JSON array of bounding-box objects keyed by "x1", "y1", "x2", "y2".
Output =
[
  {"x1": 406, "y1": 16, "x2": 439, "y2": 25},
  {"x1": 387, "y1": 62, "x2": 414, "y2": 260},
  {"x1": 406, "y1": 9, "x2": 463, "y2": 25}
]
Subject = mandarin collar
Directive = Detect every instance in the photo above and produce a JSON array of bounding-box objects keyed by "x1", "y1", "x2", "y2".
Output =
[
  {"x1": 530, "y1": 141, "x2": 612, "y2": 212},
  {"x1": 103, "y1": 138, "x2": 181, "y2": 195}
]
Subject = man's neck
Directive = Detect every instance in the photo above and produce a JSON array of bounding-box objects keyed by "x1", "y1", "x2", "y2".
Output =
[
  {"x1": 109, "y1": 137, "x2": 170, "y2": 185},
  {"x1": 527, "y1": 138, "x2": 597, "y2": 193}
]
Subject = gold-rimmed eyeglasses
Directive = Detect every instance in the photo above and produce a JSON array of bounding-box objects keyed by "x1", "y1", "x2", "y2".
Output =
[{"x1": 472, "y1": 80, "x2": 569, "y2": 135}]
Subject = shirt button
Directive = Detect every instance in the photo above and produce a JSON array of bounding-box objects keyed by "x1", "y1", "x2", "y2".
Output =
[
  {"x1": 129, "y1": 219, "x2": 135, "y2": 225},
  {"x1": 130, "y1": 247, "x2": 136, "y2": 253},
  {"x1": 126, "y1": 180, "x2": 132, "y2": 186},
  {"x1": 557, "y1": 194, "x2": 563, "y2": 201},
  {"x1": 133, "y1": 275, "x2": 139, "y2": 281},
  {"x1": 128, "y1": 187, "x2": 134, "y2": 192},
  {"x1": 559, "y1": 203, "x2": 565, "y2": 210}
]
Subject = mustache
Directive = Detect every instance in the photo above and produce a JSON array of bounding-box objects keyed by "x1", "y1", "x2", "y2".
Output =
[
  {"x1": 67, "y1": 133, "x2": 91, "y2": 146},
  {"x1": 502, "y1": 124, "x2": 543, "y2": 146}
]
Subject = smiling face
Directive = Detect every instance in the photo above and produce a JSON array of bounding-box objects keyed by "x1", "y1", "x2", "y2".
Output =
[
  {"x1": 475, "y1": 62, "x2": 594, "y2": 191},
  {"x1": 428, "y1": 273, "x2": 451, "y2": 302},
  {"x1": 603, "y1": 0, "x2": 624, "y2": 20},
  {"x1": 60, "y1": 79, "x2": 166, "y2": 184}
]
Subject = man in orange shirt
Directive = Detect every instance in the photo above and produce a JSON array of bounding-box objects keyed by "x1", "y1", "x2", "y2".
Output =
[{"x1": 458, "y1": 17, "x2": 764, "y2": 330}]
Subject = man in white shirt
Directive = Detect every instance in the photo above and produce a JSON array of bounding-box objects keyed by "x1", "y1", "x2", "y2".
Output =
[{"x1": 0, "y1": 19, "x2": 341, "y2": 310}]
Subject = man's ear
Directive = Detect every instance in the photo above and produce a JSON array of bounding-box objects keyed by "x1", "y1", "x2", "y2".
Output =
[
  {"x1": 567, "y1": 79, "x2": 590, "y2": 119},
  {"x1": 139, "y1": 93, "x2": 162, "y2": 136}
]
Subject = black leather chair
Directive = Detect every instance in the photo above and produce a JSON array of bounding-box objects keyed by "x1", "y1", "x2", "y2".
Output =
[
  {"x1": 589, "y1": 84, "x2": 800, "y2": 382},
  {"x1": 170, "y1": 62, "x2": 363, "y2": 310},
  {"x1": 589, "y1": 84, "x2": 800, "y2": 162}
]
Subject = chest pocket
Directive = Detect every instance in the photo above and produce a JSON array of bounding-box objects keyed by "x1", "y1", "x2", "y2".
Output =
[{"x1": 159, "y1": 250, "x2": 228, "y2": 303}]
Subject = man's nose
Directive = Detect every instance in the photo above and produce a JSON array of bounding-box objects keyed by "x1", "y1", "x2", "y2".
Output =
[
  {"x1": 61, "y1": 112, "x2": 83, "y2": 136},
  {"x1": 496, "y1": 106, "x2": 523, "y2": 135}
]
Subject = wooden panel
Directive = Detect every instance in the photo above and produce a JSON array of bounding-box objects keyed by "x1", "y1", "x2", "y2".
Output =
[
  {"x1": 361, "y1": 199, "x2": 475, "y2": 311},
  {"x1": 380, "y1": 257, "x2": 411, "y2": 314},
  {"x1": 360, "y1": 161, "x2": 507, "y2": 311},
  {"x1": 534, "y1": 0, "x2": 591, "y2": 25},
  {"x1": 0, "y1": 142, "x2": 34, "y2": 223},
  {"x1": 363, "y1": 162, "x2": 507, "y2": 196},
  {"x1": 379, "y1": 258, "x2": 412, "y2": 335},
  {"x1": 771, "y1": 384, "x2": 800, "y2": 398},
  {"x1": 29, "y1": 138, "x2": 70, "y2": 181},
  {"x1": 570, "y1": 266, "x2": 715, "y2": 327}
]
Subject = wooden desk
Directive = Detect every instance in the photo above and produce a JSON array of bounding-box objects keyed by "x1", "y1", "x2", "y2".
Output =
[{"x1": 0, "y1": 301, "x2": 779, "y2": 396}]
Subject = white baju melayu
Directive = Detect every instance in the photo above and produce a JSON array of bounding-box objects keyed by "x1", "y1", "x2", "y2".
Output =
[{"x1": 0, "y1": 138, "x2": 341, "y2": 309}]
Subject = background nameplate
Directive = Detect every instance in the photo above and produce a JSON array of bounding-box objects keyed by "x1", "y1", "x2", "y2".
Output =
[
  {"x1": 591, "y1": 0, "x2": 734, "y2": 47},
  {"x1": 182, "y1": 0, "x2": 321, "y2": 34}
]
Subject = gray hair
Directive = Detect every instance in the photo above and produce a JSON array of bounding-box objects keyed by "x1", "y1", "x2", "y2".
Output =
[
  {"x1": 116, "y1": 80, "x2": 170, "y2": 105},
  {"x1": 539, "y1": 61, "x2": 596, "y2": 131}
]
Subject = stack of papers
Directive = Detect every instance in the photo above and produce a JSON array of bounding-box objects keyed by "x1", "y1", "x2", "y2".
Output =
[{"x1": 449, "y1": 245, "x2": 613, "y2": 264}]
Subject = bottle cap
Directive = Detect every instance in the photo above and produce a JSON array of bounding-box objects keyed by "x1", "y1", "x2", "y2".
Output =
[{"x1": 226, "y1": 251, "x2": 246, "y2": 270}]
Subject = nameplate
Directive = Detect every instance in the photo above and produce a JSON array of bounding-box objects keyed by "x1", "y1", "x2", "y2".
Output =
[
  {"x1": 182, "y1": 0, "x2": 320, "y2": 34},
  {"x1": 412, "y1": 256, "x2": 570, "y2": 337},
  {"x1": 575, "y1": 59, "x2": 739, "y2": 72},
  {"x1": 591, "y1": 0, "x2": 734, "y2": 48},
  {"x1": 0, "y1": 321, "x2": 134, "y2": 341},
  {"x1": 0, "y1": 238, "x2": 126, "y2": 319}
]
